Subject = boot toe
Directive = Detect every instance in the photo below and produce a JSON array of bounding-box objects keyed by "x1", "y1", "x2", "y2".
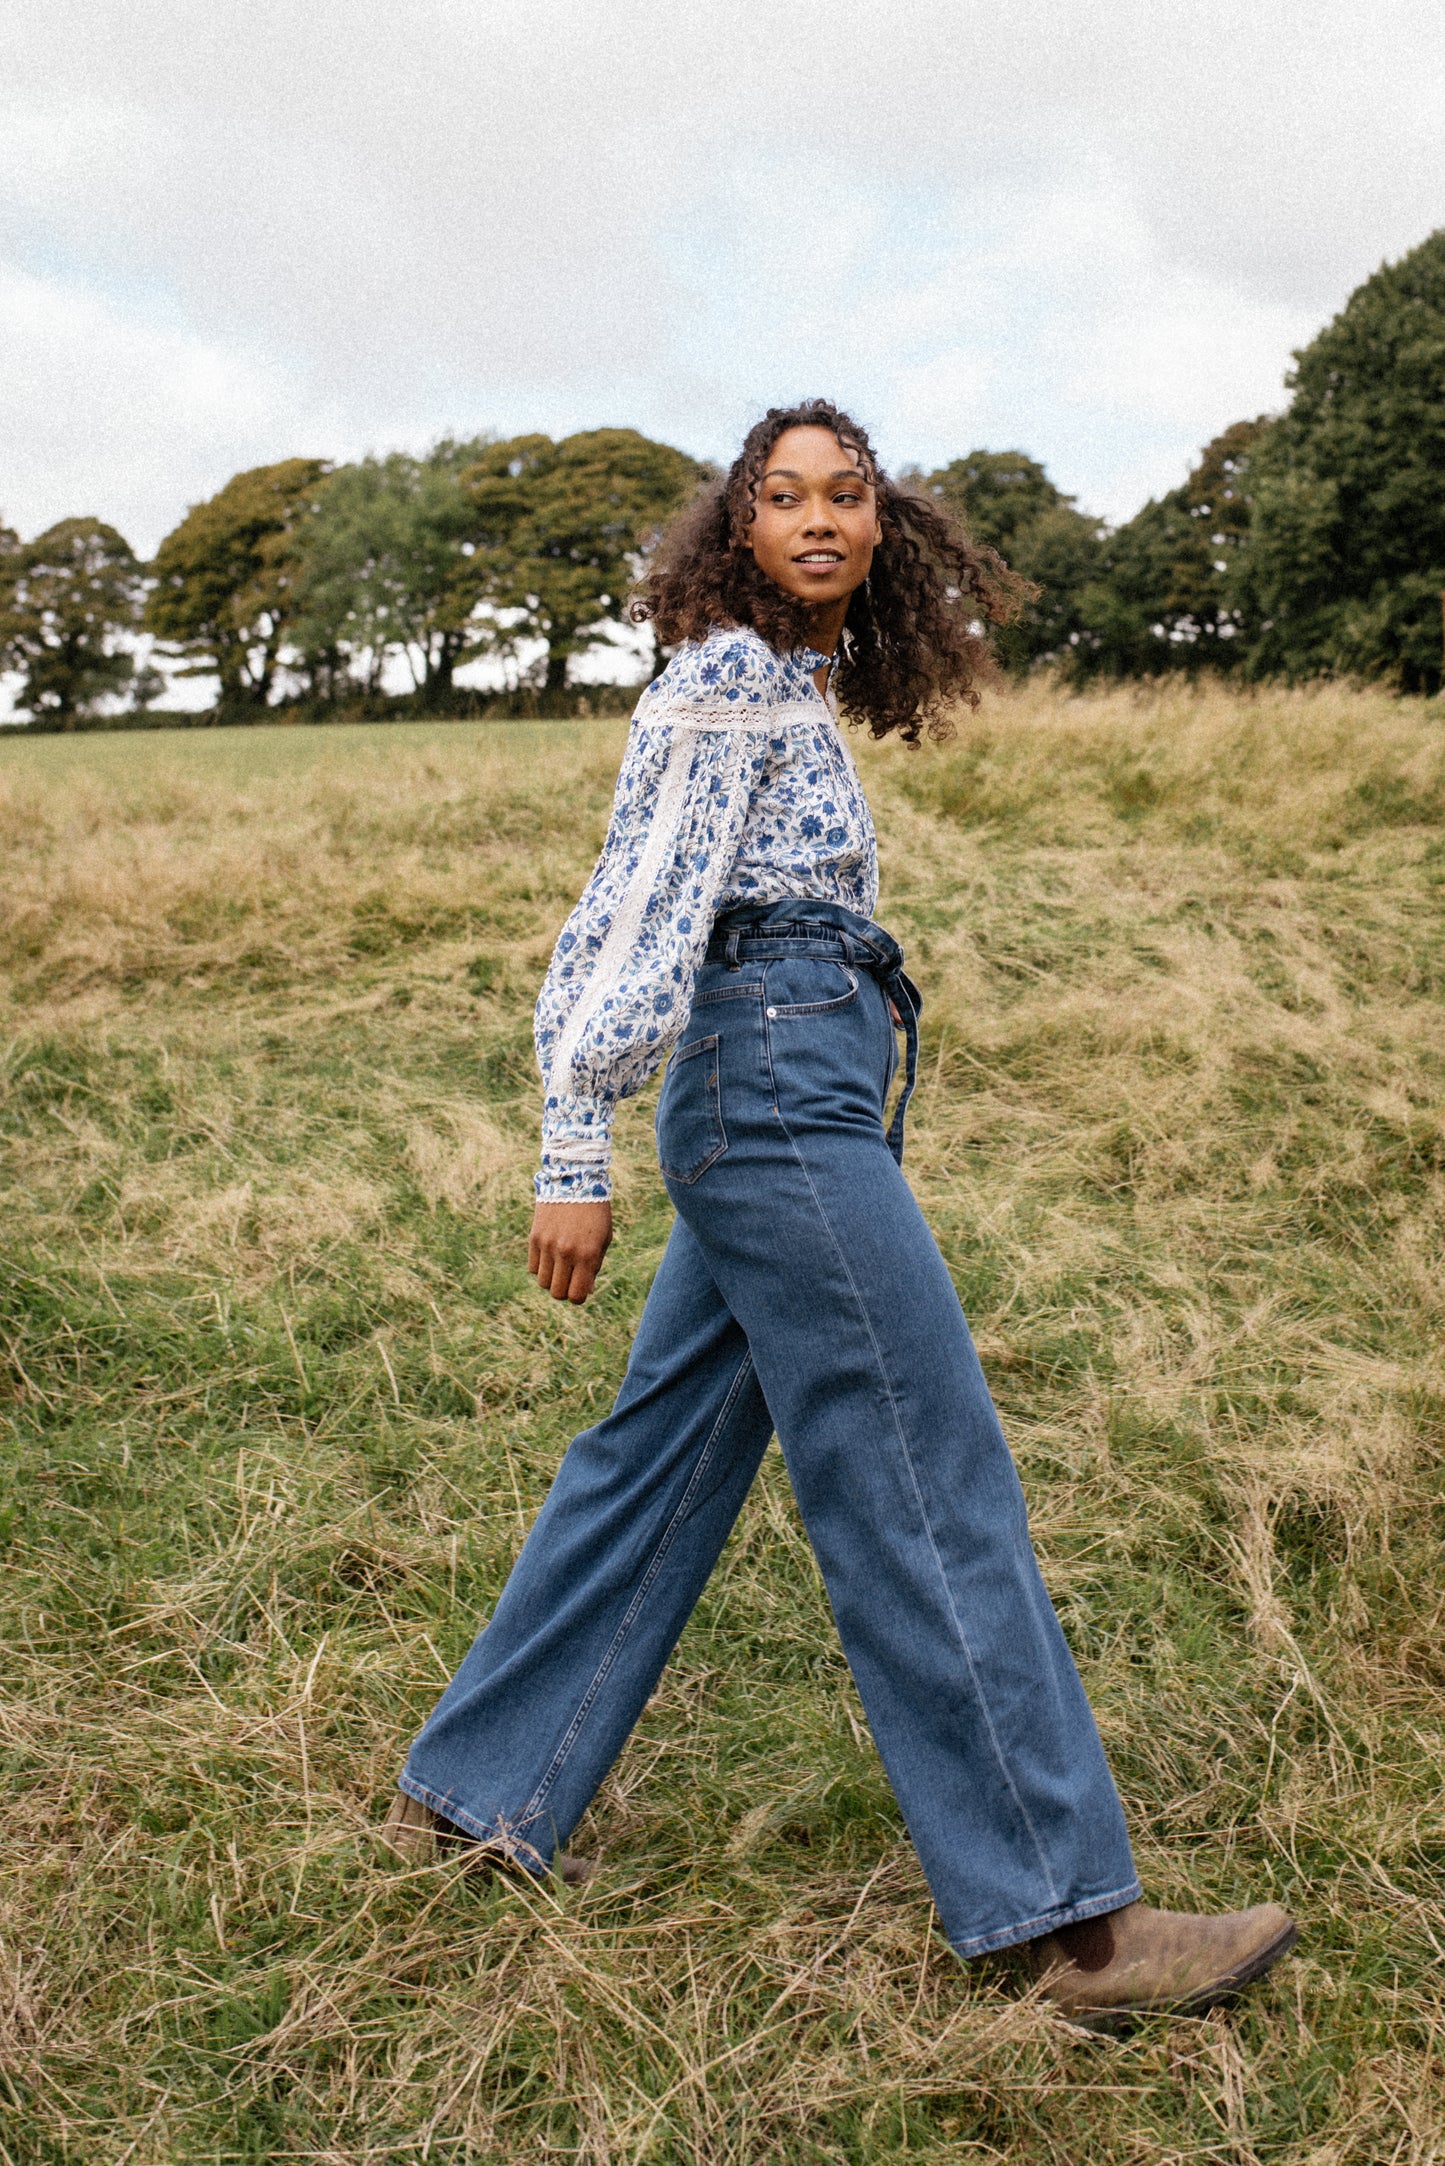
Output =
[
  {"x1": 1034, "y1": 1898, "x2": 1299, "y2": 2029},
  {"x1": 1174, "y1": 1904, "x2": 1298, "y2": 2008}
]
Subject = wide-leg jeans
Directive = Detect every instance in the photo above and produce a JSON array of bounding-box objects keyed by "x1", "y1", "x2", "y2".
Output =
[{"x1": 400, "y1": 905, "x2": 1140, "y2": 1957}]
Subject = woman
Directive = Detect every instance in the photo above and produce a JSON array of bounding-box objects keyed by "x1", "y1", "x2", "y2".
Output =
[{"x1": 383, "y1": 400, "x2": 1297, "y2": 2027}]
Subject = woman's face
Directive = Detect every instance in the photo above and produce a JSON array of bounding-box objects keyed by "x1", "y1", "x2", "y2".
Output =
[{"x1": 745, "y1": 426, "x2": 882, "y2": 607}]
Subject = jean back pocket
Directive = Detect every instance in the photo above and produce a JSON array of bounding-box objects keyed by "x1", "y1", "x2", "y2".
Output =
[{"x1": 656, "y1": 1034, "x2": 727, "y2": 1184}]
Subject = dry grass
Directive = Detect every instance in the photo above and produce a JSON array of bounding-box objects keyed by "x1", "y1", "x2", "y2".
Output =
[{"x1": 2, "y1": 682, "x2": 1444, "y2": 2161}]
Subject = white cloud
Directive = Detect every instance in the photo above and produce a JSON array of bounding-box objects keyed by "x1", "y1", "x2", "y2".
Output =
[
  {"x1": 0, "y1": 0, "x2": 1441, "y2": 551},
  {"x1": 0, "y1": 264, "x2": 349, "y2": 549}
]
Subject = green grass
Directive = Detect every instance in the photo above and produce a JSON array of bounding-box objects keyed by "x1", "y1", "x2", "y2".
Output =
[{"x1": 3, "y1": 680, "x2": 1445, "y2": 2161}]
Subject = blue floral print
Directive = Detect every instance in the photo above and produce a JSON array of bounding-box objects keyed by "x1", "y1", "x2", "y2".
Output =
[{"x1": 533, "y1": 626, "x2": 879, "y2": 1200}]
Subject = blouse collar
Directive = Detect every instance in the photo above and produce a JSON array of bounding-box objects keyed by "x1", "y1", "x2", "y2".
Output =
[{"x1": 798, "y1": 644, "x2": 837, "y2": 718}]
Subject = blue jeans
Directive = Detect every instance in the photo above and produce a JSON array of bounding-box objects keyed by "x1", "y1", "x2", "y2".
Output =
[{"x1": 400, "y1": 903, "x2": 1140, "y2": 1957}]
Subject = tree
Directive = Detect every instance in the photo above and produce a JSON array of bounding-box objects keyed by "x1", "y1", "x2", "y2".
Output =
[
  {"x1": 0, "y1": 518, "x2": 145, "y2": 726},
  {"x1": 461, "y1": 428, "x2": 706, "y2": 692},
  {"x1": 918, "y1": 451, "x2": 1105, "y2": 670},
  {"x1": 0, "y1": 518, "x2": 19, "y2": 669},
  {"x1": 286, "y1": 440, "x2": 492, "y2": 700},
  {"x1": 1237, "y1": 228, "x2": 1445, "y2": 691},
  {"x1": 1067, "y1": 419, "x2": 1271, "y2": 679},
  {"x1": 146, "y1": 459, "x2": 330, "y2": 714}
]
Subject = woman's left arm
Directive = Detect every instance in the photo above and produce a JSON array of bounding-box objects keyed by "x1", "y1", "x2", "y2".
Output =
[{"x1": 532, "y1": 711, "x2": 770, "y2": 1214}]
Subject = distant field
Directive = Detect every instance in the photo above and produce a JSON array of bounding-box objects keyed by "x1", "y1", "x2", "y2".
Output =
[{"x1": 3, "y1": 682, "x2": 1445, "y2": 2162}]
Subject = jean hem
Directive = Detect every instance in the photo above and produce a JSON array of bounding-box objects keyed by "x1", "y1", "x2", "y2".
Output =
[
  {"x1": 395, "y1": 1771, "x2": 550, "y2": 1877},
  {"x1": 948, "y1": 1878, "x2": 1143, "y2": 1961}
]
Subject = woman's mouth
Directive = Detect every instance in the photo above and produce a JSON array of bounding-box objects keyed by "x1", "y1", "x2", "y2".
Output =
[{"x1": 794, "y1": 551, "x2": 844, "y2": 567}]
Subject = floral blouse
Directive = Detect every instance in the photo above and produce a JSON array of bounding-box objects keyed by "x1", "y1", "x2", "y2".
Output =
[{"x1": 533, "y1": 625, "x2": 880, "y2": 1200}]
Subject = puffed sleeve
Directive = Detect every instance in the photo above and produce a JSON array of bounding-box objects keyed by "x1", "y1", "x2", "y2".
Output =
[{"x1": 532, "y1": 632, "x2": 797, "y2": 1200}]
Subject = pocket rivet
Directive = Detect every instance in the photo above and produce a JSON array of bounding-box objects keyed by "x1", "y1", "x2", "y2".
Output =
[{"x1": 766, "y1": 1006, "x2": 777, "y2": 1017}]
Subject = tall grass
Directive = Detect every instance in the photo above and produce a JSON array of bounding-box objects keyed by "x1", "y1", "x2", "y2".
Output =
[{"x1": 2, "y1": 680, "x2": 1444, "y2": 2161}]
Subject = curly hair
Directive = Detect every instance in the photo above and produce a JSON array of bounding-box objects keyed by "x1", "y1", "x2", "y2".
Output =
[{"x1": 629, "y1": 398, "x2": 1034, "y2": 743}]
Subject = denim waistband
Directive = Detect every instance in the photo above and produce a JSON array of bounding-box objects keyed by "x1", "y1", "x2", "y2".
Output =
[{"x1": 707, "y1": 901, "x2": 922, "y2": 1166}]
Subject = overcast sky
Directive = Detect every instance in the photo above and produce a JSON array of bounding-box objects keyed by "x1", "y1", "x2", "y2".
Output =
[{"x1": 3, "y1": 0, "x2": 1443, "y2": 556}]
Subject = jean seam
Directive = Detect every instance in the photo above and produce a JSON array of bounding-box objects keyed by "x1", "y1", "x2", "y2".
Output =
[
  {"x1": 513, "y1": 1349, "x2": 758, "y2": 1834},
  {"x1": 760, "y1": 1007, "x2": 1060, "y2": 1908}
]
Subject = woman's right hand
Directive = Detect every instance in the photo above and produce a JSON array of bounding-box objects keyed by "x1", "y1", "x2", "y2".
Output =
[{"x1": 528, "y1": 1200, "x2": 613, "y2": 1305}]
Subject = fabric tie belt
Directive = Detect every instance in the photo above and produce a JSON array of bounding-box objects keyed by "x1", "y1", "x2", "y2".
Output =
[{"x1": 706, "y1": 900, "x2": 923, "y2": 1167}]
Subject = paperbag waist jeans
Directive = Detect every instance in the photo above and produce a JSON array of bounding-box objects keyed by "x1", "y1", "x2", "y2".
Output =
[{"x1": 400, "y1": 902, "x2": 1140, "y2": 1957}]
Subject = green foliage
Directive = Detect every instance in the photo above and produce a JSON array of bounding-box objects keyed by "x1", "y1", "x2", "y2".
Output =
[
  {"x1": 146, "y1": 458, "x2": 330, "y2": 713},
  {"x1": 287, "y1": 438, "x2": 496, "y2": 699},
  {"x1": 919, "y1": 450, "x2": 1105, "y2": 670},
  {"x1": 462, "y1": 427, "x2": 707, "y2": 690},
  {"x1": 282, "y1": 428, "x2": 703, "y2": 704},
  {"x1": 1068, "y1": 419, "x2": 1270, "y2": 680},
  {"x1": 0, "y1": 516, "x2": 145, "y2": 725},
  {"x1": 1238, "y1": 227, "x2": 1445, "y2": 690}
]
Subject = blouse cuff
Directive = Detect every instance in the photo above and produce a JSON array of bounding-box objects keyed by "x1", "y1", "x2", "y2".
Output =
[{"x1": 536, "y1": 1091, "x2": 616, "y2": 1202}]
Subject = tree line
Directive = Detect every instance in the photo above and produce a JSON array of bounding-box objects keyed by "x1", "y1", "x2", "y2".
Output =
[
  {"x1": 922, "y1": 226, "x2": 1445, "y2": 694},
  {"x1": 4, "y1": 229, "x2": 1444, "y2": 727}
]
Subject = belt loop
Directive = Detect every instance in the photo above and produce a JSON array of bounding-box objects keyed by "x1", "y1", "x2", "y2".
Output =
[{"x1": 725, "y1": 929, "x2": 741, "y2": 970}]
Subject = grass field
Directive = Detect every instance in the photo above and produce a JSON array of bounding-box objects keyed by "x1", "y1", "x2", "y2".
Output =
[{"x1": 3, "y1": 681, "x2": 1445, "y2": 2163}]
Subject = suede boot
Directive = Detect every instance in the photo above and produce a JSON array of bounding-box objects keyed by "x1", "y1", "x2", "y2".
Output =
[
  {"x1": 1024, "y1": 1900, "x2": 1298, "y2": 2031},
  {"x1": 380, "y1": 1789, "x2": 595, "y2": 1886}
]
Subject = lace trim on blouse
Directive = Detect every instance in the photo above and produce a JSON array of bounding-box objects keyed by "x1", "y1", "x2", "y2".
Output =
[
  {"x1": 636, "y1": 697, "x2": 831, "y2": 731},
  {"x1": 546, "y1": 721, "x2": 760, "y2": 1098}
]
